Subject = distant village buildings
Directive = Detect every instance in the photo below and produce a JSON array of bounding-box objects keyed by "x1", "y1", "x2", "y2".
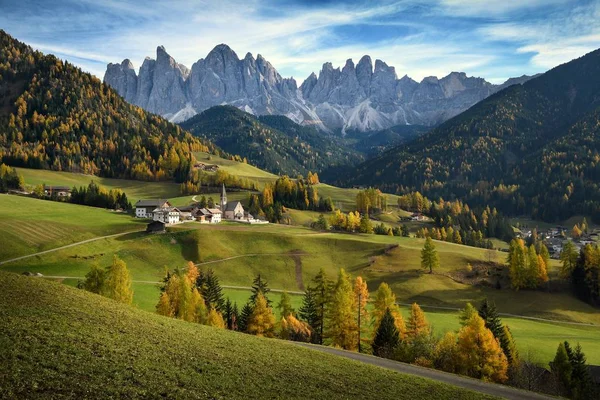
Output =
[
  {"x1": 43, "y1": 185, "x2": 72, "y2": 198},
  {"x1": 135, "y1": 184, "x2": 266, "y2": 230}
]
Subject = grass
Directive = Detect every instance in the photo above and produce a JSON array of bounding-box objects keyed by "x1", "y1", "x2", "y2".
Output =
[
  {"x1": 15, "y1": 167, "x2": 181, "y2": 203},
  {"x1": 0, "y1": 195, "x2": 144, "y2": 261},
  {"x1": 0, "y1": 271, "x2": 493, "y2": 400}
]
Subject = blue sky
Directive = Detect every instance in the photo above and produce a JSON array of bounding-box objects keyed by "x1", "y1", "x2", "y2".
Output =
[{"x1": 1, "y1": 0, "x2": 599, "y2": 84}]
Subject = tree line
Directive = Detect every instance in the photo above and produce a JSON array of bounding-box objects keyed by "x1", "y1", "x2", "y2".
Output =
[
  {"x1": 0, "y1": 31, "x2": 221, "y2": 182},
  {"x1": 560, "y1": 241, "x2": 600, "y2": 307},
  {"x1": 32, "y1": 180, "x2": 131, "y2": 211},
  {"x1": 0, "y1": 163, "x2": 24, "y2": 192},
  {"x1": 180, "y1": 169, "x2": 258, "y2": 195}
]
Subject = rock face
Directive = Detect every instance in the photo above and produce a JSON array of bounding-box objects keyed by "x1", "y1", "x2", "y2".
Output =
[{"x1": 104, "y1": 45, "x2": 534, "y2": 132}]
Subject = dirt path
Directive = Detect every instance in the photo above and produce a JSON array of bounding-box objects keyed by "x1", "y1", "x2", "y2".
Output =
[
  {"x1": 294, "y1": 343, "x2": 553, "y2": 400},
  {"x1": 288, "y1": 250, "x2": 305, "y2": 291},
  {"x1": 0, "y1": 230, "x2": 144, "y2": 266}
]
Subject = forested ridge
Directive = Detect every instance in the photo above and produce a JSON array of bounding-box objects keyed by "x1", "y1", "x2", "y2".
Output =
[
  {"x1": 180, "y1": 105, "x2": 361, "y2": 177},
  {"x1": 345, "y1": 47, "x2": 600, "y2": 222},
  {"x1": 0, "y1": 30, "x2": 221, "y2": 181}
]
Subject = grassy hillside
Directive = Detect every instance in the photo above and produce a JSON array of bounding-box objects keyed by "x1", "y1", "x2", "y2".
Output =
[
  {"x1": 0, "y1": 195, "x2": 143, "y2": 261},
  {"x1": 0, "y1": 271, "x2": 491, "y2": 399},
  {"x1": 15, "y1": 168, "x2": 181, "y2": 203}
]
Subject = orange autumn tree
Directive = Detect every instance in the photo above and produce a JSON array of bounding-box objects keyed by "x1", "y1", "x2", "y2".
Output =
[
  {"x1": 406, "y1": 303, "x2": 430, "y2": 340},
  {"x1": 457, "y1": 314, "x2": 508, "y2": 383}
]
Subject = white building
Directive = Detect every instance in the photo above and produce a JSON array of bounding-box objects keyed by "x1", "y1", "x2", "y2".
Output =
[
  {"x1": 135, "y1": 199, "x2": 172, "y2": 219},
  {"x1": 152, "y1": 207, "x2": 181, "y2": 225}
]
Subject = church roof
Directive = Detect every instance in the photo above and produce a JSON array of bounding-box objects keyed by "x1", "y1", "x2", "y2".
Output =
[{"x1": 225, "y1": 201, "x2": 242, "y2": 211}]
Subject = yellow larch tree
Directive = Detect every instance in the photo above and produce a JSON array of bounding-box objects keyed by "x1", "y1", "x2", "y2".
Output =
[
  {"x1": 247, "y1": 293, "x2": 275, "y2": 338},
  {"x1": 326, "y1": 268, "x2": 358, "y2": 350},
  {"x1": 406, "y1": 303, "x2": 430, "y2": 340},
  {"x1": 103, "y1": 255, "x2": 133, "y2": 305},
  {"x1": 371, "y1": 282, "x2": 406, "y2": 338},
  {"x1": 457, "y1": 314, "x2": 508, "y2": 383}
]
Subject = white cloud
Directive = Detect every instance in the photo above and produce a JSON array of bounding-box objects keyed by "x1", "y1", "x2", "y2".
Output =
[{"x1": 438, "y1": 0, "x2": 571, "y2": 17}]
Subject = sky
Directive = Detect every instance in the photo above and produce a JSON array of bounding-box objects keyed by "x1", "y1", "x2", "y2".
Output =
[{"x1": 1, "y1": 0, "x2": 599, "y2": 84}]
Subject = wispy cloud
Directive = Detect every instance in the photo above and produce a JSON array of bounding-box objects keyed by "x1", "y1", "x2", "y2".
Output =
[{"x1": 0, "y1": 0, "x2": 598, "y2": 85}]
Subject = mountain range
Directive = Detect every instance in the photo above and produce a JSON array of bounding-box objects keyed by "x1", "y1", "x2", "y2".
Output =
[
  {"x1": 104, "y1": 45, "x2": 535, "y2": 133},
  {"x1": 344, "y1": 47, "x2": 600, "y2": 222}
]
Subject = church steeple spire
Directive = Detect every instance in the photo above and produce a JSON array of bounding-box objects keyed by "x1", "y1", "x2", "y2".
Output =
[{"x1": 220, "y1": 184, "x2": 227, "y2": 210}]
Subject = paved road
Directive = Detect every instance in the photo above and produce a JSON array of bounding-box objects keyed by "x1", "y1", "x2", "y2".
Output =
[
  {"x1": 294, "y1": 343, "x2": 553, "y2": 400},
  {"x1": 0, "y1": 230, "x2": 144, "y2": 266}
]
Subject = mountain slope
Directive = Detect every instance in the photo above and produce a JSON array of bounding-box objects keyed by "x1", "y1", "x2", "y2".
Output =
[
  {"x1": 0, "y1": 271, "x2": 491, "y2": 399},
  {"x1": 105, "y1": 45, "x2": 535, "y2": 132},
  {"x1": 0, "y1": 30, "x2": 219, "y2": 181},
  {"x1": 180, "y1": 105, "x2": 361, "y2": 176},
  {"x1": 345, "y1": 48, "x2": 600, "y2": 222}
]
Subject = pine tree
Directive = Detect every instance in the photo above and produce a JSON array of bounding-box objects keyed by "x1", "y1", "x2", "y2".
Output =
[
  {"x1": 552, "y1": 342, "x2": 572, "y2": 396},
  {"x1": 238, "y1": 302, "x2": 253, "y2": 333},
  {"x1": 372, "y1": 282, "x2": 406, "y2": 337},
  {"x1": 372, "y1": 308, "x2": 399, "y2": 359},
  {"x1": 457, "y1": 314, "x2": 508, "y2": 383},
  {"x1": 407, "y1": 303, "x2": 430, "y2": 339},
  {"x1": 298, "y1": 288, "x2": 319, "y2": 343},
  {"x1": 478, "y1": 299, "x2": 503, "y2": 339},
  {"x1": 196, "y1": 268, "x2": 225, "y2": 312},
  {"x1": 82, "y1": 262, "x2": 105, "y2": 294},
  {"x1": 250, "y1": 274, "x2": 271, "y2": 306},
  {"x1": 570, "y1": 343, "x2": 592, "y2": 400},
  {"x1": 311, "y1": 268, "x2": 333, "y2": 345},
  {"x1": 277, "y1": 291, "x2": 294, "y2": 318},
  {"x1": 421, "y1": 237, "x2": 439, "y2": 273},
  {"x1": 247, "y1": 293, "x2": 275, "y2": 338},
  {"x1": 459, "y1": 303, "x2": 477, "y2": 326},
  {"x1": 103, "y1": 255, "x2": 133, "y2": 305},
  {"x1": 326, "y1": 268, "x2": 358, "y2": 350}
]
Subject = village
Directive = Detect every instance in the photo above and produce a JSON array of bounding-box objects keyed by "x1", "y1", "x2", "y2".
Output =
[
  {"x1": 517, "y1": 224, "x2": 600, "y2": 259},
  {"x1": 137, "y1": 184, "x2": 268, "y2": 233}
]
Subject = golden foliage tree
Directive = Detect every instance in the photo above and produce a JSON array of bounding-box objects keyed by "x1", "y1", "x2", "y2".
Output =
[
  {"x1": 156, "y1": 292, "x2": 173, "y2": 317},
  {"x1": 248, "y1": 293, "x2": 275, "y2": 337},
  {"x1": 280, "y1": 315, "x2": 312, "y2": 342},
  {"x1": 407, "y1": 303, "x2": 430, "y2": 340},
  {"x1": 103, "y1": 255, "x2": 133, "y2": 305},
  {"x1": 457, "y1": 314, "x2": 508, "y2": 383},
  {"x1": 326, "y1": 268, "x2": 358, "y2": 350},
  {"x1": 354, "y1": 276, "x2": 369, "y2": 348},
  {"x1": 206, "y1": 308, "x2": 226, "y2": 329},
  {"x1": 433, "y1": 332, "x2": 459, "y2": 373},
  {"x1": 372, "y1": 282, "x2": 406, "y2": 338}
]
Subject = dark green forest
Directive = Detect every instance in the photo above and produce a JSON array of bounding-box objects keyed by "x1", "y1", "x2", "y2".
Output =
[{"x1": 345, "y1": 48, "x2": 600, "y2": 222}]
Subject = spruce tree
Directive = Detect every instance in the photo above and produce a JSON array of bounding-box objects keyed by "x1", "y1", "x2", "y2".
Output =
[
  {"x1": 196, "y1": 269, "x2": 225, "y2": 312},
  {"x1": 311, "y1": 268, "x2": 333, "y2": 345},
  {"x1": 238, "y1": 302, "x2": 253, "y2": 333},
  {"x1": 552, "y1": 342, "x2": 572, "y2": 396},
  {"x1": 570, "y1": 343, "x2": 592, "y2": 400},
  {"x1": 250, "y1": 274, "x2": 271, "y2": 306},
  {"x1": 298, "y1": 287, "x2": 319, "y2": 343},
  {"x1": 372, "y1": 308, "x2": 399, "y2": 359},
  {"x1": 478, "y1": 299, "x2": 503, "y2": 339}
]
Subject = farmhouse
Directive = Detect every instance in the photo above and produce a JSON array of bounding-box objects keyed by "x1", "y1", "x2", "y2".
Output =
[
  {"x1": 152, "y1": 207, "x2": 181, "y2": 225},
  {"x1": 135, "y1": 199, "x2": 171, "y2": 219},
  {"x1": 43, "y1": 185, "x2": 71, "y2": 197}
]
